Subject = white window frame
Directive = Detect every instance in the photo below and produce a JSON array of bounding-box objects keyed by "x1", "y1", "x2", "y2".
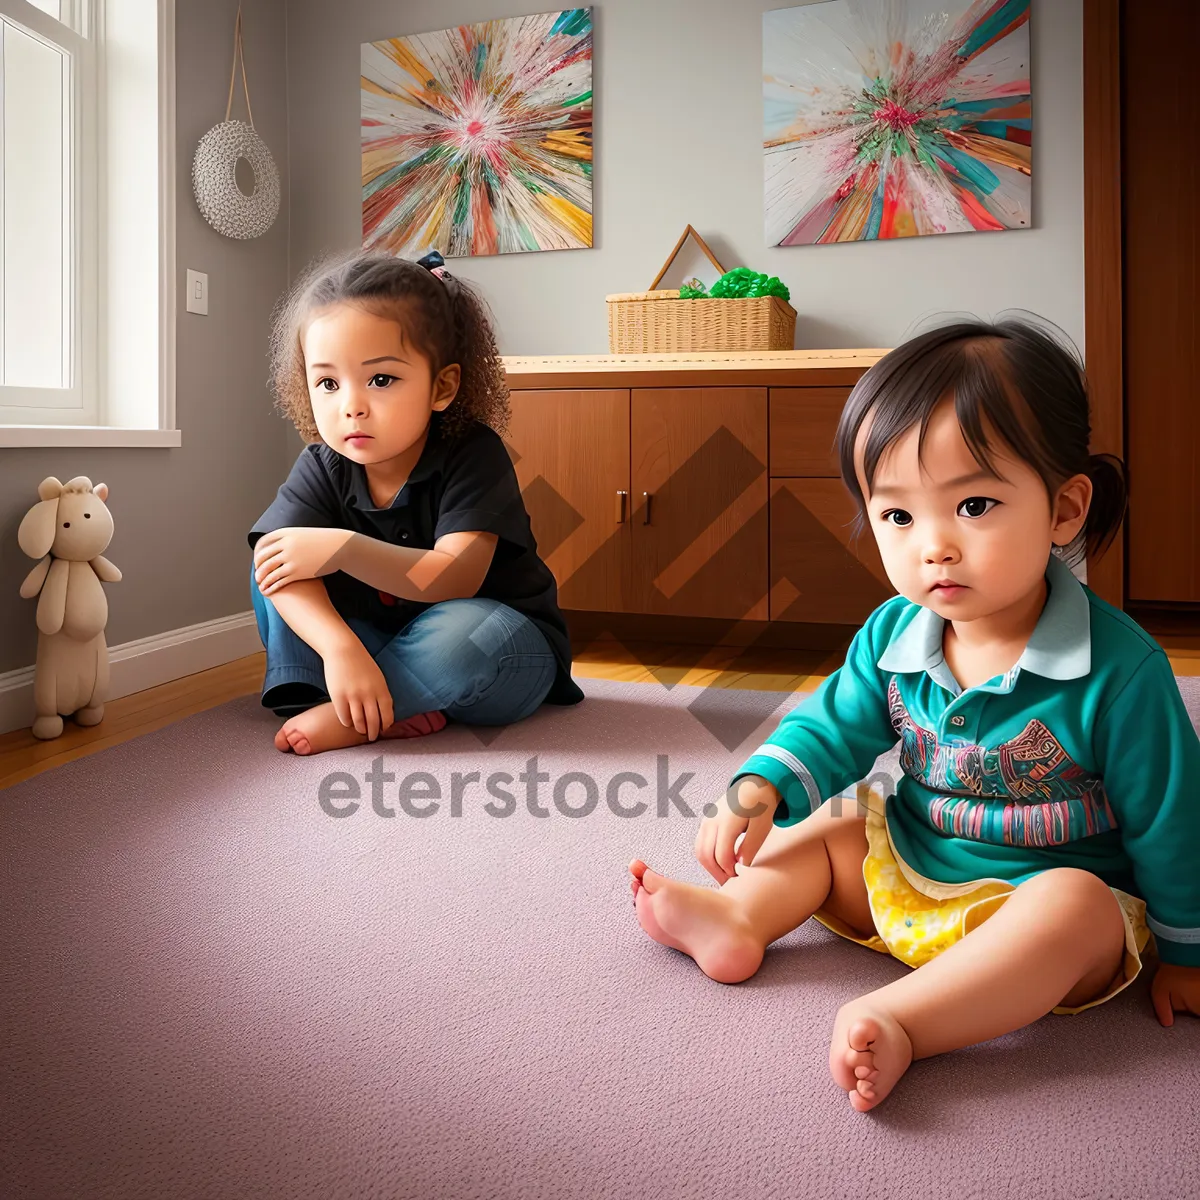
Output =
[{"x1": 0, "y1": 0, "x2": 178, "y2": 448}]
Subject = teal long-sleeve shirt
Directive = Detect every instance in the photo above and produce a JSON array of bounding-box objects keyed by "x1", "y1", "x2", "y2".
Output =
[{"x1": 729, "y1": 552, "x2": 1200, "y2": 967}]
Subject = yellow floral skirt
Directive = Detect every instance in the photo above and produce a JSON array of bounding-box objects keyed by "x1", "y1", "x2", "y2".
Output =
[{"x1": 811, "y1": 789, "x2": 1154, "y2": 1015}]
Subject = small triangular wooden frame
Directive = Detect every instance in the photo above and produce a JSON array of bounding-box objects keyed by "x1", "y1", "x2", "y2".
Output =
[{"x1": 648, "y1": 224, "x2": 728, "y2": 290}]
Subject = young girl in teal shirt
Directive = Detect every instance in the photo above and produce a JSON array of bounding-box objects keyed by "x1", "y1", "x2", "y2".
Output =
[{"x1": 628, "y1": 317, "x2": 1200, "y2": 1111}]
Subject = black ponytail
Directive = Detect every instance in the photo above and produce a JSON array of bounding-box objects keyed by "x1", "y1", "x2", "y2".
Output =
[{"x1": 1084, "y1": 452, "x2": 1128, "y2": 563}]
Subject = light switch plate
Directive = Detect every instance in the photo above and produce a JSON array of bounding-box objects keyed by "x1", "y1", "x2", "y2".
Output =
[{"x1": 186, "y1": 269, "x2": 209, "y2": 315}]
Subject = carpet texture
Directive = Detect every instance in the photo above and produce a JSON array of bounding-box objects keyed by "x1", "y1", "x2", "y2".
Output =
[{"x1": 4, "y1": 675, "x2": 1200, "y2": 1200}]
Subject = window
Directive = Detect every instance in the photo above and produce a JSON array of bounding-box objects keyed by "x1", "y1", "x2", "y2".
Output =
[{"x1": 0, "y1": 0, "x2": 177, "y2": 447}]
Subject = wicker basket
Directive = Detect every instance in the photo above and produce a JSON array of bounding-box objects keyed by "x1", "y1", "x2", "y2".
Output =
[{"x1": 607, "y1": 225, "x2": 797, "y2": 354}]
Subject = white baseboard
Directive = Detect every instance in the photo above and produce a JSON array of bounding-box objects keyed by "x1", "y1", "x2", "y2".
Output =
[{"x1": 0, "y1": 611, "x2": 262, "y2": 736}]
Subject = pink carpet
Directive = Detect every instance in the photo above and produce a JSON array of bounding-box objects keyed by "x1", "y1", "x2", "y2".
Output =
[{"x1": 4, "y1": 675, "x2": 1200, "y2": 1199}]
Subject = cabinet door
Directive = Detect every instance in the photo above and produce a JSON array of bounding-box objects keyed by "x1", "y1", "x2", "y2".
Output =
[
  {"x1": 1123, "y1": 1, "x2": 1200, "y2": 602},
  {"x1": 770, "y1": 479, "x2": 894, "y2": 623},
  {"x1": 504, "y1": 390, "x2": 633, "y2": 612},
  {"x1": 630, "y1": 388, "x2": 769, "y2": 619},
  {"x1": 769, "y1": 387, "x2": 851, "y2": 477}
]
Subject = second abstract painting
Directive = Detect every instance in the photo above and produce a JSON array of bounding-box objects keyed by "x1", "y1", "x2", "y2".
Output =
[
  {"x1": 764, "y1": 0, "x2": 1032, "y2": 245},
  {"x1": 362, "y1": 8, "x2": 593, "y2": 259}
]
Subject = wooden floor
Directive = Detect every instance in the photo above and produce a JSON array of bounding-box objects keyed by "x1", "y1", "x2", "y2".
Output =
[{"x1": 3, "y1": 626, "x2": 1199, "y2": 792}]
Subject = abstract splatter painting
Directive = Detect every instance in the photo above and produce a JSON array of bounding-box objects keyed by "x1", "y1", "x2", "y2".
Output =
[
  {"x1": 764, "y1": 0, "x2": 1031, "y2": 245},
  {"x1": 361, "y1": 9, "x2": 593, "y2": 258}
]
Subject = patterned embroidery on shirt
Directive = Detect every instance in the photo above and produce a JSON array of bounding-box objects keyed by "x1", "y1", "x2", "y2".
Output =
[{"x1": 886, "y1": 677, "x2": 1118, "y2": 848}]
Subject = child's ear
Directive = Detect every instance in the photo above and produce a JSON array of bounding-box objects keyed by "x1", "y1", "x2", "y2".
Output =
[
  {"x1": 432, "y1": 363, "x2": 461, "y2": 411},
  {"x1": 1050, "y1": 472, "x2": 1092, "y2": 547}
]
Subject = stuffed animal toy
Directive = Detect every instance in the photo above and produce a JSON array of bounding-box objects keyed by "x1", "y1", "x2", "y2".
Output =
[{"x1": 17, "y1": 476, "x2": 122, "y2": 740}]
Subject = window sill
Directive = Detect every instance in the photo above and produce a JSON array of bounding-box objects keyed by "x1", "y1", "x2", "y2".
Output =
[{"x1": 0, "y1": 426, "x2": 182, "y2": 448}]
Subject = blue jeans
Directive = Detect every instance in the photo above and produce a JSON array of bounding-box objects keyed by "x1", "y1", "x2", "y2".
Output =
[{"x1": 249, "y1": 564, "x2": 557, "y2": 726}]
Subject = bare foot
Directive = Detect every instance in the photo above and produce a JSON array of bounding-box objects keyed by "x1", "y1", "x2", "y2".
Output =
[
  {"x1": 628, "y1": 859, "x2": 764, "y2": 984},
  {"x1": 273, "y1": 703, "x2": 448, "y2": 755},
  {"x1": 829, "y1": 1002, "x2": 913, "y2": 1112}
]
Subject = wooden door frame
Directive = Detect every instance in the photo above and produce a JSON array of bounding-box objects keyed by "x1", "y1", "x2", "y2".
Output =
[{"x1": 1082, "y1": 0, "x2": 1124, "y2": 607}]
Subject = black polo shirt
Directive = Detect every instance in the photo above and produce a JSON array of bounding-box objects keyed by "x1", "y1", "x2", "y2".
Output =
[{"x1": 248, "y1": 412, "x2": 585, "y2": 706}]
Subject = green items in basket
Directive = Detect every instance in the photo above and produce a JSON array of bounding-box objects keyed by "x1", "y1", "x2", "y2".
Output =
[{"x1": 677, "y1": 268, "x2": 790, "y2": 302}]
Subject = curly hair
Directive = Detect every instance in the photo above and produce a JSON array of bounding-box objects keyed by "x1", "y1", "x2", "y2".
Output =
[{"x1": 268, "y1": 249, "x2": 510, "y2": 444}]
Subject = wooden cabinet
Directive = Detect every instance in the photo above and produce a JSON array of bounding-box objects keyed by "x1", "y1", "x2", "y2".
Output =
[
  {"x1": 769, "y1": 387, "x2": 847, "y2": 476},
  {"x1": 502, "y1": 351, "x2": 888, "y2": 630},
  {"x1": 504, "y1": 389, "x2": 633, "y2": 612},
  {"x1": 631, "y1": 388, "x2": 768, "y2": 619},
  {"x1": 506, "y1": 386, "x2": 769, "y2": 619},
  {"x1": 770, "y1": 479, "x2": 892, "y2": 623},
  {"x1": 767, "y1": 387, "x2": 897, "y2": 623}
]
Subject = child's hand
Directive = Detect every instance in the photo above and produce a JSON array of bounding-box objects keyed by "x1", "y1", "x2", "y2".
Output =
[
  {"x1": 323, "y1": 641, "x2": 395, "y2": 740},
  {"x1": 694, "y1": 777, "x2": 780, "y2": 885},
  {"x1": 254, "y1": 528, "x2": 355, "y2": 595},
  {"x1": 1151, "y1": 963, "x2": 1200, "y2": 1026}
]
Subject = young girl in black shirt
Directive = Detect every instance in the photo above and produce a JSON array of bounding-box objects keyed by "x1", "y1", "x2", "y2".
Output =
[{"x1": 249, "y1": 251, "x2": 583, "y2": 755}]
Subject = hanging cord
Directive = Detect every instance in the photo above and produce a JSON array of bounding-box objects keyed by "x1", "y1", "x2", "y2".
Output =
[{"x1": 224, "y1": 5, "x2": 255, "y2": 127}]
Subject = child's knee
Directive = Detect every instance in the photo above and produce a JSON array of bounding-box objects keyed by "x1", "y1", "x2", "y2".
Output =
[
  {"x1": 434, "y1": 598, "x2": 532, "y2": 656},
  {"x1": 1018, "y1": 868, "x2": 1123, "y2": 933},
  {"x1": 814, "y1": 793, "x2": 871, "y2": 828},
  {"x1": 410, "y1": 600, "x2": 546, "y2": 667}
]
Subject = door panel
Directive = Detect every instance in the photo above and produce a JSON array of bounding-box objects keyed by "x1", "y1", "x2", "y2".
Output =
[
  {"x1": 631, "y1": 388, "x2": 769, "y2": 619},
  {"x1": 770, "y1": 479, "x2": 893, "y2": 624},
  {"x1": 1123, "y1": 1, "x2": 1200, "y2": 602},
  {"x1": 769, "y1": 387, "x2": 852, "y2": 477},
  {"x1": 504, "y1": 390, "x2": 633, "y2": 611}
]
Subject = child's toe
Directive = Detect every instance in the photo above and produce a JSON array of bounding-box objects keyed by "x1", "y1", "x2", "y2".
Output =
[
  {"x1": 639, "y1": 866, "x2": 665, "y2": 894},
  {"x1": 287, "y1": 730, "x2": 312, "y2": 755},
  {"x1": 847, "y1": 1016, "x2": 880, "y2": 1053}
]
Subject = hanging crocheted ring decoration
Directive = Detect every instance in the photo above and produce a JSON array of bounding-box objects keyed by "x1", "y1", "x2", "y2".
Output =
[{"x1": 192, "y1": 6, "x2": 280, "y2": 240}]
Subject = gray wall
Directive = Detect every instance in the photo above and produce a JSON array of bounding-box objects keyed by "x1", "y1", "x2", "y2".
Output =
[
  {"x1": 0, "y1": 0, "x2": 291, "y2": 675},
  {"x1": 287, "y1": 0, "x2": 1085, "y2": 356},
  {"x1": 0, "y1": 0, "x2": 1086, "y2": 673}
]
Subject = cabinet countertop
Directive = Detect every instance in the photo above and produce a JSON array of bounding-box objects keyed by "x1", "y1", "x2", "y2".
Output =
[{"x1": 500, "y1": 350, "x2": 889, "y2": 390}]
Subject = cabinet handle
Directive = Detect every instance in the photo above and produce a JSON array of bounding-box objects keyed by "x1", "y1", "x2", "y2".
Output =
[
  {"x1": 643, "y1": 491, "x2": 652, "y2": 525},
  {"x1": 615, "y1": 490, "x2": 627, "y2": 523}
]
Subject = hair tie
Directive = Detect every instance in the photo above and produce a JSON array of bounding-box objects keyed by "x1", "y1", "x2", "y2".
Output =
[{"x1": 416, "y1": 249, "x2": 451, "y2": 282}]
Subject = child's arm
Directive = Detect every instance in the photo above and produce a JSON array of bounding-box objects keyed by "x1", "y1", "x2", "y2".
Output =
[
  {"x1": 267, "y1": 579, "x2": 395, "y2": 737},
  {"x1": 350, "y1": 420, "x2": 528, "y2": 600},
  {"x1": 334, "y1": 529, "x2": 498, "y2": 602},
  {"x1": 1094, "y1": 649, "x2": 1200, "y2": 970},
  {"x1": 266, "y1": 578, "x2": 360, "y2": 657},
  {"x1": 700, "y1": 606, "x2": 903, "y2": 882},
  {"x1": 249, "y1": 445, "x2": 348, "y2": 592},
  {"x1": 728, "y1": 600, "x2": 905, "y2": 826},
  {"x1": 252, "y1": 528, "x2": 498, "y2": 602}
]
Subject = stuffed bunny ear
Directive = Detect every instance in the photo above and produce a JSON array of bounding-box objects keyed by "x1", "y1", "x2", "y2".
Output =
[
  {"x1": 93, "y1": 482, "x2": 109, "y2": 502},
  {"x1": 18, "y1": 498, "x2": 59, "y2": 561},
  {"x1": 38, "y1": 477, "x2": 63, "y2": 501}
]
